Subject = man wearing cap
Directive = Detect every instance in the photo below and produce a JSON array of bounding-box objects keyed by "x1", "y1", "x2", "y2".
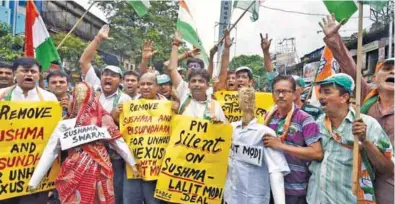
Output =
[
  {"x1": 293, "y1": 75, "x2": 323, "y2": 120},
  {"x1": 263, "y1": 75, "x2": 322, "y2": 204},
  {"x1": 235, "y1": 66, "x2": 254, "y2": 90},
  {"x1": 79, "y1": 25, "x2": 132, "y2": 204},
  {"x1": 0, "y1": 61, "x2": 14, "y2": 88},
  {"x1": 307, "y1": 73, "x2": 393, "y2": 204},
  {"x1": 320, "y1": 14, "x2": 395, "y2": 204},
  {"x1": 0, "y1": 57, "x2": 57, "y2": 204},
  {"x1": 168, "y1": 31, "x2": 226, "y2": 123}
]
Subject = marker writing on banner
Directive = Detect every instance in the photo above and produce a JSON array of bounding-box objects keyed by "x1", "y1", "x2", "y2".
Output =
[
  {"x1": 0, "y1": 105, "x2": 52, "y2": 120},
  {"x1": 0, "y1": 127, "x2": 45, "y2": 142}
]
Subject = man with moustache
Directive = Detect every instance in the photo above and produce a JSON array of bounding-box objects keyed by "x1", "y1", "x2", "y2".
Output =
[
  {"x1": 47, "y1": 70, "x2": 70, "y2": 118},
  {"x1": 307, "y1": 73, "x2": 393, "y2": 204},
  {"x1": 263, "y1": 75, "x2": 322, "y2": 204},
  {"x1": 0, "y1": 62, "x2": 14, "y2": 88},
  {"x1": 123, "y1": 70, "x2": 140, "y2": 100},
  {"x1": 79, "y1": 25, "x2": 131, "y2": 204},
  {"x1": 320, "y1": 14, "x2": 394, "y2": 204},
  {"x1": 0, "y1": 57, "x2": 57, "y2": 204}
]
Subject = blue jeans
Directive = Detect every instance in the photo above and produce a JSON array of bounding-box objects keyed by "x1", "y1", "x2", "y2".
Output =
[
  {"x1": 112, "y1": 158, "x2": 125, "y2": 204},
  {"x1": 123, "y1": 176, "x2": 162, "y2": 204}
]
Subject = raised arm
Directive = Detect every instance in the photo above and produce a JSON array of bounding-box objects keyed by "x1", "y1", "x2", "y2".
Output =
[
  {"x1": 168, "y1": 32, "x2": 184, "y2": 88},
  {"x1": 163, "y1": 48, "x2": 200, "y2": 68},
  {"x1": 215, "y1": 29, "x2": 232, "y2": 91},
  {"x1": 260, "y1": 33, "x2": 273, "y2": 72},
  {"x1": 139, "y1": 40, "x2": 157, "y2": 74},
  {"x1": 320, "y1": 14, "x2": 371, "y2": 100},
  {"x1": 80, "y1": 25, "x2": 110, "y2": 75}
]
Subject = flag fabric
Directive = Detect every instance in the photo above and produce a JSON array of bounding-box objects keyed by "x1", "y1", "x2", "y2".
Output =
[
  {"x1": 233, "y1": 0, "x2": 262, "y2": 22},
  {"x1": 177, "y1": 0, "x2": 209, "y2": 66},
  {"x1": 25, "y1": 0, "x2": 60, "y2": 71},
  {"x1": 129, "y1": 0, "x2": 151, "y2": 17},
  {"x1": 310, "y1": 46, "x2": 339, "y2": 107},
  {"x1": 323, "y1": 0, "x2": 358, "y2": 23}
]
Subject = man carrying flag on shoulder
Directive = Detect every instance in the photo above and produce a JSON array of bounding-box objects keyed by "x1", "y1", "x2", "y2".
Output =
[{"x1": 320, "y1": 13, "x2": 394, "y2": 204}]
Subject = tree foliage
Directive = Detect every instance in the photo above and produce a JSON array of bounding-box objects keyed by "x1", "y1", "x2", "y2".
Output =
[
  {"x1": 229, "y1": 54, "x2": 269, "y2": 91},
  {"x1": 0, "y1": 23, "x2": 23, "y2": 63},
  {"x1": 97, "y1": 1, "x2": 181, "y2": 65},
  {"x1": 52, "y1": 32, "x2": 103, "y2": 72}
]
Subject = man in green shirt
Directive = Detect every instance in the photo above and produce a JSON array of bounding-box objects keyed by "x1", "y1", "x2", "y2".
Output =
[{"x1": 307, "y1": 74, "x2": 394, "y2": 204}]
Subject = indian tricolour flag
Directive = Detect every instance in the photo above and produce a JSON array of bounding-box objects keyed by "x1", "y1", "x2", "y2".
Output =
[
  {"x1": 24, "y1": 0, "x2": 60, "y2": 71},
  {"x1": 129, "y1": 0, "x2": 151, "y2": 17},
  {"x1": 177, "y1": 0, "x2": 209, "y2": 65}
]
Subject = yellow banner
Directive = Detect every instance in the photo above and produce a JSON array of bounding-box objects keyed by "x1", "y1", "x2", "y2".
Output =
[
  {"x1": 155, "y1": 115, "x2": 232, "y2": 204},
  {"x1": 121, "y1": 99, "x2": 173, "y2": 181},
  {"x1": 0, "y1": 101, "x2": 61, "y2": 200},
  {"x1": 214, "y1": 91, "x2": 274, "y2": 123}
]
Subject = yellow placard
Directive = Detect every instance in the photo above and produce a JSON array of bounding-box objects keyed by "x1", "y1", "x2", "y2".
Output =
[
  {"x1": 154, "y1": 115, "x2": 232, "y2": 204},
  {"x1": 214, "y1": 91, "x2": 274, "y2": 123},
  {"x1": 0, "y1": 101, "x2": 61, "y2": 200},
  {"x1": 121, "y1": 99, "x2": 173, "y2": 181}
]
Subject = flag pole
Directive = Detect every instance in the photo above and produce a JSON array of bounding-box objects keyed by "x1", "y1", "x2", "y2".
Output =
[
  {"x1": 352, "y1": 1, "x2": 364, "y2": 196},
  {"x1": 216, "y1": 0, "x2": 255, "y2": 47},
  {"x1": 56, "y1": 1, "x2": 96, "y2": 50}
]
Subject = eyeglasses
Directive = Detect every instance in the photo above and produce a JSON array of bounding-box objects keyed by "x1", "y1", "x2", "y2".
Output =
[{"x1": 273, "y1": 89, "x2": 293, "y2": 96}]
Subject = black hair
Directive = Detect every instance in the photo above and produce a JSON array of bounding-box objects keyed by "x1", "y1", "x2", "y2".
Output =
[
  {"x1": 186, "y1": 58, "x2": 205, "y2": 69},
  {"x1": 0, "y1": 61, "x2": 12, "y2": 70},
  {"x1": 271, "y1": 75, "x2": 297, "y2": 92},
  {"x1": 46, "y1": 70, "x2": 69, "y2": 82},
  {"x1": 12, "y1": 57, "x2": 42, "y2": 72},
  {"x1": 227, "y1": 70, "x2": 235, "y2": 75},
  {"x1": 236, "y1": 69, "x2": 253, "y2": 80},
  {"x1": 124, "y1": 70, "x2": 140, "y2": 80},
  {"x1": 188, "y1": 68, "x2": 210, "y2": 83}
]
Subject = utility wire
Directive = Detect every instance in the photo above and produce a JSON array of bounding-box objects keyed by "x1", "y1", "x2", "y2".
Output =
[{"x1": 260, "y1": 5, "x2": 371, "y2": 18}]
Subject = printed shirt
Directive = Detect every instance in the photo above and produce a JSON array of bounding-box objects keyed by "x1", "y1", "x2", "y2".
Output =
[
  {"x1": 84, "y1": 66, "x2": 131, "y2": 113},
  {"x1": 266, "y1": 105, "x2": 320, "y2": 196},
  {"x1": 224, "y1": 119, "x2": 290, "y2": 204},
  {"x1": 306, "y1": 108, "x2": 394, "y2": 204},
  {"x1": 0, "y1": 85, "x2": 58, "y2": 101},
  {"x1": 176, "y1": 81, "x2": 227, "y2": 123},
  {"x1": 325, "y1": 32, "x2": 394, "y2": 203}
]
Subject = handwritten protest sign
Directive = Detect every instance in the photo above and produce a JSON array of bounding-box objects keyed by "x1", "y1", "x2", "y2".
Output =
[
  {"x1": 230, "y1": 143, "x2": 263, "y2": 166},
  {"x1": 59, "y1": 124, "x2": 112, "y2": 150},
  {"x1": 121, "y1": 99, "x2": 173, "y2": 180},
  {"x1": 0, "y1": 101, "x2": 61, "y2": 200},
  {"x1": 214, "y1": 91, "x2": 274, "y2": 123},
  {"x1": 155, "y1": 115, "x2": 232, "y2": 204}
]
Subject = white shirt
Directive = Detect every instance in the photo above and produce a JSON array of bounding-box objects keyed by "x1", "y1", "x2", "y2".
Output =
[
  {"x1": 224, "y1": 119, "x2": 290, "y2": 204},
  {"x1": 84, "y1": 66, "x2": 131, "y2": 113},
  {"x1": 176, "y1": 81, "x2": 226, "y2": 123},
  {"x1": 0, "y1": 85, "x2": 58, "y2": 101}
]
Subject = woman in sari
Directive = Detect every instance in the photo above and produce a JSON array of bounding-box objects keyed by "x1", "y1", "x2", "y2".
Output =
[{"x1": 29, "y1": 82, "x2": 138, "y2": 204}]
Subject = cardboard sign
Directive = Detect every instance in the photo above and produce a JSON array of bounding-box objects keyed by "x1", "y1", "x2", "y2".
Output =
[
  {"x1": 0, "y1": 101, "x2": 61, "y2": 200},
  {"x1": 155, "y1": 115, "x2": 232, "y2": 204},
  {"x1": 59, "y1": 123, "x2": 112, "y2": 150},
  {"x1": 120, "y1": 99, "x2": 173, "y2": 181}
]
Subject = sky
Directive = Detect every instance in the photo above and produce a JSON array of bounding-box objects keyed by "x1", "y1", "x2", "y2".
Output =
[{"x1": 81, "y1": 0, "x2": 375, "y2": 59}]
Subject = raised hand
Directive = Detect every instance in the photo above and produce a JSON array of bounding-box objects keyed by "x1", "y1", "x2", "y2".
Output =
[
  {"x1": 173, "y1": 31, "x2": 183, "y2": 44},
  {"x1": 209, "y1": 46, "x2": 218, "y2": 58},
  {"x1": 97, "y1": 25, "x2": 111, "y2": 41},
  {"x1": 260, "y1": 33, "x2": 272, "y2": 52},
  {"x1": 224, "y1": 29, "x2": 233, "y2": 49},
  {"x1": 189, "y1": 47, "x2": 201, "y2": 57},
  {"x1": 319, "y1": 14, "x2": 345, "y2": 37},
  {"x1": 142, "y1": 40, "x2": 157, "y2": 60}
]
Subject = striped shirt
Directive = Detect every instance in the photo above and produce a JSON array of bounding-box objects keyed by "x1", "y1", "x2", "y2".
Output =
[
  {"x1": 307, "y1": 108, "x2": 393, "y2": 204},
  {"x1": 266, "y1": 105, "x2": 320, "y2": 196}
]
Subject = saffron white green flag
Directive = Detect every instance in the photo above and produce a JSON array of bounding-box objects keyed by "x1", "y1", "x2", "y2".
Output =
[
  {"x1": 24, "y1": 0, "x2": 60, "y2": 71},
  {"x1": 129, "y1": 0, "x2": 151, "y2": 17},
  {"x1": 233, "y1": 0, "x2": 263, "y2": 22},
  {"x1": 177, "y1": 0, "x2": 209, "y2": 66}
]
